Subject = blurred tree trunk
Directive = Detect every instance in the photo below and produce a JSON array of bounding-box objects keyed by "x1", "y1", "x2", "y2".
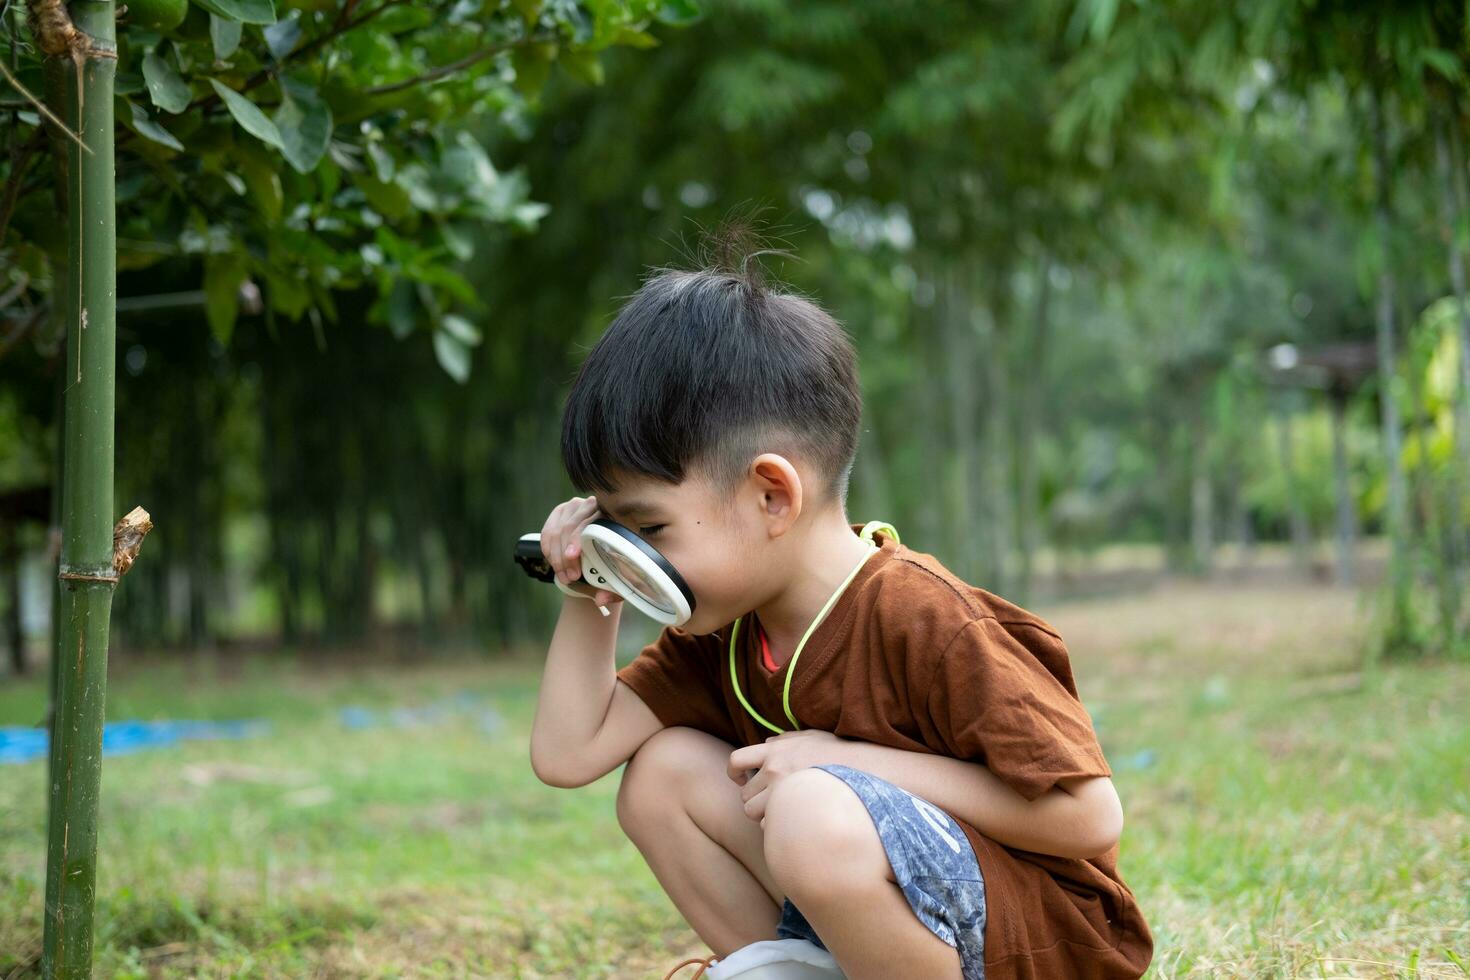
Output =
[
  {"x1": 184, "y1": 378, "x2": 213, "y2": 651},
  {"x1": 3, "y1": 519, "x2": 22, "y2": 675},
  {"x1": 940, "y1": 261, "x2": 980, "y2": 583},
  {"x1": 1272, "y1": 392, "x2": 1313, "y2": 576},
  {"x1": 981, "y1": 275, "x2": 1014, "y2": 595},
  {"x1": 1403, "y1": 330, "x2": 1460, "y2": 645},
  {"x1": 915, "y1": 283, "x2": 944, "y2": 554},
  {"x1": 1189, "y1": 414, "x2": 1213, "y2": 575},
  {"x1": 855, "y1": 424, "x2": 893, "y2": 525},
  {"x1": 1367, "y1": 85, "x2": 1412, "y2": 629},
  {"x1": 1015, "y1": 256, "x2": 1052, "y2": 602},
  {"x1": 1228, "y1": 465, "x2": 1253, "y2": 572},
  {"x1": 1434, "y1": 108, "x2": 1469, "y2": 635},
  {"x1": 1327, "y1": 391, "x2": 1357, "y2": 586}
]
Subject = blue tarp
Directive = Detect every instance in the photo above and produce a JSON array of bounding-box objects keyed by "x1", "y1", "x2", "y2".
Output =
[
  {"x1": 0, "y1": 691, "x2": 504, "y2": 765},
  {"x1": 339, "y1": 691, "x2": 504, "y2": 736},
  {"x1": 0, "y1": 719, "x2": 271, "y2": 765}
]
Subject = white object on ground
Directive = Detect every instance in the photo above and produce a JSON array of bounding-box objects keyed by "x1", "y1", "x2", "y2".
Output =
[{"x1": 705, "y1": 938, "x2": 847, "y2": 979}]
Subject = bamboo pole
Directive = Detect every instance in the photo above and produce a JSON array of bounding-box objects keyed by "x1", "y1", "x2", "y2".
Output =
[{"x1": 33, "y1": 2, "x2": 129, "y2": 976}]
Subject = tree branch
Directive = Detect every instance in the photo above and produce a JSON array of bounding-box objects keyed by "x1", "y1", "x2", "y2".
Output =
[{"x1": 365, "y1": 30, "x2": 556, "y2": 97}]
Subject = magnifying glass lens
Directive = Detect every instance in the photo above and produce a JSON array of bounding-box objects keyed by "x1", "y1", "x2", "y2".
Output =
[{"x1": 594, "y1": 543, "x2": 677, "y2": 614}]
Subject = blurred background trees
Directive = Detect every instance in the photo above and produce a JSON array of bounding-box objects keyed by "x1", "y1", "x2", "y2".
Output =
[{"x1": 3, "y1": 0, "x2": 1468, "y2": 668}]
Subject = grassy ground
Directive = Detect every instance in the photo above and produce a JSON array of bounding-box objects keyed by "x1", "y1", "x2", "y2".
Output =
[{"x1": 1, "y1": 579, "x2": 1467, "y2": 978}]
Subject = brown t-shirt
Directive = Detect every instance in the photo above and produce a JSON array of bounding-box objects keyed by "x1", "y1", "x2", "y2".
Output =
[{"x1": 616, "y1": 524, "x2": 1154, "y2": 979}]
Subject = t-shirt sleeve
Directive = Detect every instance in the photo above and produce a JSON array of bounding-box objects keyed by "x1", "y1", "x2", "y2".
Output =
[
  {"x1": 924, "y1": 617, "x2": 1112, "y2": 802},
  {"x1": 615, "y1": 626, "x2": 739, "y2": 743}
]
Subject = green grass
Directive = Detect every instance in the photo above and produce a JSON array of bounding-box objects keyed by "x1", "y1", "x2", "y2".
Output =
[{"x1": 2, "y1": 580, "x2": 1468, "y2": 977}]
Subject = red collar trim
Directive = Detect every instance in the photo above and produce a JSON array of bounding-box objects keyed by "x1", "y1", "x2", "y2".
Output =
[{"x1": 756, "y1": 618, "x2": 779, "y2": 672}]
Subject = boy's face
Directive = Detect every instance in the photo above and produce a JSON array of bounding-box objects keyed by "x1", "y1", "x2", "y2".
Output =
[{"x1": 594, "y1": 466, "x2": 780, "y2": 635}]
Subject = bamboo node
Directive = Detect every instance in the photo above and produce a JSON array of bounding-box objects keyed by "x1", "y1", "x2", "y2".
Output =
[
  {"x1": 112, "y1": 506, "x2": 153, "y2": 578},
  {"x1": 57, "y1": 570, "x2": 116, "y2": 583},
  {"x1": 25, "y1": 0, "x2": 118, "y2": 60}
]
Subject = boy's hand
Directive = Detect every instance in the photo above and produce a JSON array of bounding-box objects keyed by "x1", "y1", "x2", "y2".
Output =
[
  {"x1": 727, "y1": 729, "x2": 845, "y2": 824},
  {"x1": 539, "y1": 495, "x2": 621, "y2": 607}
]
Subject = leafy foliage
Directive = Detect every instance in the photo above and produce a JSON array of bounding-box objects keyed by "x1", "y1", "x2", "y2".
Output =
[{"x1": 1, "y1": 0, "x2": 695, "y2": 367}]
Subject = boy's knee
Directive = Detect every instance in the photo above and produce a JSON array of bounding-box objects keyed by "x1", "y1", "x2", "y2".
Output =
[
  {"x1": 616, "y1": 726, "x2": 724, "y2": 837},
  {"x1": 762, "y1": 768, "x2": 888, "y2": 900}
]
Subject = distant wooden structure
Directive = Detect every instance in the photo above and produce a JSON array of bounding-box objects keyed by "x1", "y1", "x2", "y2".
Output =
[{"x1": 1263, "y1": 342, "x2": 1377, "y2": 586}]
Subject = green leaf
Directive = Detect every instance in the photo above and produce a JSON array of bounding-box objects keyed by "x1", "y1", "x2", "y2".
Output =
[
  {"x1": 210, "y1": 14, "x2": 242, "y2": 58},
  {"x1": 274, "y1": 76, "x2": 333, "y2": 173},
  {"x1": 204, "y1": 251, "x2": 247, "y2": 344},
  {"x1": 610, "y1": 25, "x2": 659, "y2": 49},
  {"x1": 511, "y1": 200, "x2": 550, "y2": 231},
  {"x1": 188, "y1": 0, "x2": 275, "y2": 25},
  {"x1": 267, "y1": 269, "x2": 310, "y2": 319},
  {"x1": 439, "y1": 221, "x2": 474, "y2": 261},
  {"x1": 1088, "y1": 0, "x2": 1119, "y2": 41},
  {"x1": 441, "y1": 313, "x2": 481, "y2": 346},
  {"x1": 122, "y1": 98, "x2": 185, "y2": 151},
  {"x1": 654, "y1": 0, "x2": 701, "y2": 26},
  {"x1": 382, "y1": 278, "x2": 417, "y2": 339},
  {"x1": 511, "y1": 43, "x2": 555, "y2": 97},
  {"x1": 442, "y1": 131, "x2": 498, "y2": 192},
  {"x1": 235, "y1": 141, "x2": 284, "y2": 224},
  {"x1": 510, "y1": 0, "x2": 543, "y2": 25},
  {"x1": 209, "y1": 78, "x2": 284, "y2": 150},
  {"x1": 263, "y1": 16, "x2": 301, "y2": 60},
  {"x1": 367, "y1": 141, "x2": 395, "y2": 182},
  {"x1": 560, "y1": 48, "x2": 605, "y2": 85},
  {"x1": 311, "y1": 281, "x2": 339, "y2": 324},
  {"x1": 142, "y1": 52, "x2": 191, "y2": 113},
  {"x1": 414, "y1": 265, "x2": 478, "y2": 308},
  {"x1": 1421, "y1": 48, "x2": 1463, "y2": 84},
  {"x1": 354, "y1": 174, "x2": 412, "y2": 219},
  {"x1": 433, "y1": 329, "x2": 472, "y2": 383},
  {"x1": 376, "y1": 5, "x2": 435, "y2": 33}
]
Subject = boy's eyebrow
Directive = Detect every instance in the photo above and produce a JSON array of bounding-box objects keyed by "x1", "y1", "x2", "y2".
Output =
[{"x1": 605, "y1": 499, "x2": 660, "y2": 522}]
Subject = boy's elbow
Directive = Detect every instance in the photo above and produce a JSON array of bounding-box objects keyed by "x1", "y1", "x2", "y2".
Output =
[
  {"x1": 530, "y1": 748, "x2": 590, "y2": 789},
  {"x1": 1056, "y1": 775, "x2": 1124, "y2": 858},
  {"x1": 1082, "y1": 794, "x2": 1124, "y2": 857},
  {"x1": 1086, "y1": 814, "x2": 1122, "y2": 857}
]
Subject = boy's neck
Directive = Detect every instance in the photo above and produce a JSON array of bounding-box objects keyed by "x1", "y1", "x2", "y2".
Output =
[{"x1": 753, "y1": 515, "x2": 874, "y2": 669}]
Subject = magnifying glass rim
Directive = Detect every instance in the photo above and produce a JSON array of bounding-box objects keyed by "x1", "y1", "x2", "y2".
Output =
[{"x1": 582, "y1": 519, "x2": 696, "y2": 625}]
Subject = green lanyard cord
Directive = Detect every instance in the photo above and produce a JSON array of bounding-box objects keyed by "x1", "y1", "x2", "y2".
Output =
[{"x1": 728, "y1": 521, "x2": 899, "y2": 733}]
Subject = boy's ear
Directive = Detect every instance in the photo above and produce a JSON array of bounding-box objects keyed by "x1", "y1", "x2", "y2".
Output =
[{"x1": 749, "y1": 453, "x2": 803, "y2": 537}]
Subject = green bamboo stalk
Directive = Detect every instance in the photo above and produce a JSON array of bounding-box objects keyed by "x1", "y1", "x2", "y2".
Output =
[
  {"x1": 40, "y1": 2, "x2": 118, "y2": 977},
  {"x1": 43, "y1": 39, "x2": 70, "y2": 827}
]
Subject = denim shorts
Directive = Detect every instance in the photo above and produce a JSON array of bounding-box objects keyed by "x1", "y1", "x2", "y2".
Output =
[{"x1": 775, "y1": 764, "x2": 987, "y2": 979}]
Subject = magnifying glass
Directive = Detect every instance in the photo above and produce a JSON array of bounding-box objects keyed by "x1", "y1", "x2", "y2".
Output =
[{"x1": 514, "y1": 519, "x2": 696, "y2": 627}]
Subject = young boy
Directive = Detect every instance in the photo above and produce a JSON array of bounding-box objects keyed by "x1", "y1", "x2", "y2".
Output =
[{"x1": 529, "y1": 252, "x2": 1154, "y2": 979}]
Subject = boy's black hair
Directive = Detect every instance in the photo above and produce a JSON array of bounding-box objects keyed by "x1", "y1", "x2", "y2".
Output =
[{"x1": 561, "y1": 233, "x2": 862, "y2": 511}]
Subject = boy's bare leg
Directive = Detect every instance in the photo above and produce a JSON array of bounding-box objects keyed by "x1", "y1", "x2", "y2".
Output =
[
  {"x1": 761, "y1": 768, "x2": 964, "y2": 980},
  {"x1": 616, "y1": 726, "x2": 786, "y2": 956}
]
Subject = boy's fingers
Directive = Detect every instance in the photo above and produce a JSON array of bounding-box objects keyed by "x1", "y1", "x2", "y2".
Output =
[
  {"x1": 742, "y1": 787, "x2": 769, "y2": 822},
  {"x1": 564, "y1": 502, "x2": 602, "y2": 566},
  {"x1": 727, "y1": 745, "x2": 764, "y2": 782}
]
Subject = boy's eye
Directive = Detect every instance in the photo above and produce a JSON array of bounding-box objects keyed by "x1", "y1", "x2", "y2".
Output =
[{"x1": 639, "y1": 524, "x2": 666, "y2": 538}]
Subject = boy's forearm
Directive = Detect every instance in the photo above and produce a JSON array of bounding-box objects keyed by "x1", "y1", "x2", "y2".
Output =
[
  {"x1": 529, "y1": 598, "x2": 623, "y2": 780},
  {"x1": 829, "y1": 739, "x2": 1116, "y2": 859}
]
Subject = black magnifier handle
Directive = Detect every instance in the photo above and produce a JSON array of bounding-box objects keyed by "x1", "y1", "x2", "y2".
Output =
[{"x1": 515, "y1": 533, "x2": 566, "y2": 584}]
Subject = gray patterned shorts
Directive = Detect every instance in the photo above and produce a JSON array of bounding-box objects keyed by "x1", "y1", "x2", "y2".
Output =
[{"x1": 775, "y1": 764, "x2": 987, "y2": 979}]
